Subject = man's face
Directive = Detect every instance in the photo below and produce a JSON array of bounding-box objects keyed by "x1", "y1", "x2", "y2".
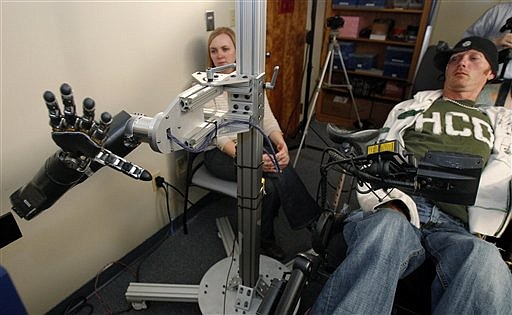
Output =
[
  {"x1": 209, "y1": 33, "x2": 236, "y2": 74},
  {"x1": 444, "y1": 49, "x2": 495, "y2": 93}
]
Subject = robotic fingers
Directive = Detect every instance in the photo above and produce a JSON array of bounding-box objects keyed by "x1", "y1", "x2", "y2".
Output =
[
  {"x1": 44, "y1": 83, "x2": 151, "y2": 181},
  {"x1": 10, "y1": 84, "x2": 150, "y2": 220}
]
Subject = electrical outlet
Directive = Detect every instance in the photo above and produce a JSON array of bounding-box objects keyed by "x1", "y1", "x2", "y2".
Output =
[
  {"x1": 206, "y1": 10, "x2": 215, "y2": 31},
  {"x1": 152, "y1": 170, "x2": 161, "y2": 192}
]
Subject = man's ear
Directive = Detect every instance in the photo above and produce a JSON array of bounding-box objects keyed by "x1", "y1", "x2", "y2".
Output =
[{"x1": 487, "y1": 69, "x2": 496, "y2": 81}]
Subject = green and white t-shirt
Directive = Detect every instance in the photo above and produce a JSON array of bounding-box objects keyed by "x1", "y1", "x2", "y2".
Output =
[{"x1": 403, "y1": 98, "x2": 494, "y2": 222}]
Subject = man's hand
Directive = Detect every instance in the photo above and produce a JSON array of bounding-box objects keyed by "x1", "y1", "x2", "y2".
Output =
[{"x1": 494, "y1": 33, "x2": 512, "y2": 49}]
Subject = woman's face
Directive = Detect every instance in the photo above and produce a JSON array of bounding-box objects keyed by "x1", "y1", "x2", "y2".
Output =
[{"x1": 209, "y1": 33, "x2": 236, "y2": 74}]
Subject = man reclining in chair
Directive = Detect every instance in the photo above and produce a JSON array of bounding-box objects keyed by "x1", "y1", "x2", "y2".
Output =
[{"x1": 310, "y1": 36, "x2": 512, "y2": 315}]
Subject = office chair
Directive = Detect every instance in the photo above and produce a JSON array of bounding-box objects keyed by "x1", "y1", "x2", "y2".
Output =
[{"x1": 182, "y1": 151, "x2": 237, "y2": 242}]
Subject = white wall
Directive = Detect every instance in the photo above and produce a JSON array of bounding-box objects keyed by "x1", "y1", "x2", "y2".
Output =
[
  {"x1": 1, "y1": 1, "x2": 233, "y2": 313},
  {"x1": 430, "y1": 0, "x2": 502, "y2": 46}
]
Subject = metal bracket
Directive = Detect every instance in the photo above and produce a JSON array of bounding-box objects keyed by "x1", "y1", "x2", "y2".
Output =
[{"x1": 235, "y1": 284, "x2": 255, "y2": 311}]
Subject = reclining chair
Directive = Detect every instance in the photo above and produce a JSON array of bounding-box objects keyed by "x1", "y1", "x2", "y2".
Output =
[{"x1": 260, "y1": 42, "x2": 512, "y2": 315}]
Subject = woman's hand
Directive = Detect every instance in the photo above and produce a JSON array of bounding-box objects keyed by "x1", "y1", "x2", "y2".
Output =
[
  {"x1": 275, "y1": 141, "x2": 289, "y2": 170},
  {"x1": 262, "y1": 139, "x2": 289, "y2": 173},
  {"x1": 222, "y1": 140, "x2": 237, "y2": 158}
]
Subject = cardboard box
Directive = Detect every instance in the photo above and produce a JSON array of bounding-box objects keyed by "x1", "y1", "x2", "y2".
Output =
[
  {"x1": 383, "y1": 81, "x2": 405, "y2": 98},
  {"x1": 321, "y1": 91, "x2": 372, "y2": 121},
  {"x1": 370, "y1": 22, "x2": 390, "y2": 40}
]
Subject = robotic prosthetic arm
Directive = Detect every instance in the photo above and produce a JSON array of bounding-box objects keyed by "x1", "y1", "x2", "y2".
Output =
[{"x1": 10, "y1": 66, "x2": 277, "y2": 221}]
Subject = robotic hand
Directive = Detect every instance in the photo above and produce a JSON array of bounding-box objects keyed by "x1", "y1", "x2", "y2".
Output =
[
  {"x1": 44, "y1": 83, "x2": 151, "y2": 180},
  {"x1": 10, "y1": 83, "x2": 151, "y2": 220}
]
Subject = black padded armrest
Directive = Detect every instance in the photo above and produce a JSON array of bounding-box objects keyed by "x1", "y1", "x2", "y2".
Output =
[{"x1": 326, "y1": 124, "x2": 380, "y2": 144}]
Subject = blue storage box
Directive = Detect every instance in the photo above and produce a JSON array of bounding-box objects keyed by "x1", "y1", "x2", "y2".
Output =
[
  {"x1": 348, "y1": 53, "x2": 376, "y2": 70},
  {"x1": 358, "y1": 0, "x2": 386, "y2": 8},
  {"x1": 385, "y1": 46, "x2": 413, "y2": 64},
  {"x1": 333, "y1": 54, "x2": 351, "y2": 70},
  {"x1": 340, "y1": 42, "x2": 356, "y2": 60},
  {"x1": 333, "y1": 0, "x2": 358, "y2": 7},
  {"x1": 383, "y1": 61, "x2": 410, "y2": 79},
  {"x1": 333, "y1": 42, "x2": 356, "y2": 70}
]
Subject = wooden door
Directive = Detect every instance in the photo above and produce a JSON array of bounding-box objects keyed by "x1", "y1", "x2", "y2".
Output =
[{"x1": 266, "y1": 0, "x2": 308, "y2": 138}]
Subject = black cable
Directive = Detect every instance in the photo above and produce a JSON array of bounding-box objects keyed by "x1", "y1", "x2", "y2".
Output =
[
  {"x1": 163, "y1": 180, "x2": 195, "y2": 207},
  {"x1": 167, "y1": 119, "x2": 282, "y2": 173},
  {"x1": 161, "y1": 184, "x2": 172, "y2": 224},
  {"x1": 223, "y1": 232, "x2": 238, "y2": 315}
]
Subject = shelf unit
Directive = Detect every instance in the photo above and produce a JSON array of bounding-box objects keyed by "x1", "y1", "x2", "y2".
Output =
[{"x1": 316, "y1": 0, "x2": 433, "y2": 128}]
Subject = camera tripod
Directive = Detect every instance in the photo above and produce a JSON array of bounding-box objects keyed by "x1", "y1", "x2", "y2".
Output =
[{"x1": 293, "y1": 27, "x2": 362, "y2": 168}]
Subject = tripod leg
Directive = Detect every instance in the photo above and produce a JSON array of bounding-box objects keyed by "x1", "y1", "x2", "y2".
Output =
[
  {"x1": 293, "y1": 49, "x2": 333, "y2": 168},
  {"x1": 334, "y1": 45, "x2": 363, "y2": 129}
]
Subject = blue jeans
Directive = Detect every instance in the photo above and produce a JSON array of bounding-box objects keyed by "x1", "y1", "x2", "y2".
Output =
[{"x1": 311, "y1": 197, "x2": 512, "y2": 315}]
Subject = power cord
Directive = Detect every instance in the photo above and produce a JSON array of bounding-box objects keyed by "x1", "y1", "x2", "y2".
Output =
[
  {"x1": 155, "y1": 176, "x2": 165, "y2": 189},
  {"x1": 155, "y1": 175, "x2": 195, "y2": 207}
]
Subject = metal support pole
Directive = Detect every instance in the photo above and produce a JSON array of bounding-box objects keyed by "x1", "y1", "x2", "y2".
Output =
[{"x1": 235, "y1": 0, "x2": 267, "y2": 288}]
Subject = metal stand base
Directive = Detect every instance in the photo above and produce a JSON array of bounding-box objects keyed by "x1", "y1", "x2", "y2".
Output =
[
  {"x1": 125, "y1": 217, "x2": 290, "y2": 314},
  {"x1": 198, "y1": 256, "x2": 287, "y2": 314}
]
